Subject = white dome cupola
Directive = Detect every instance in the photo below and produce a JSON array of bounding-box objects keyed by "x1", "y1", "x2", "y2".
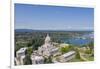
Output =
[{"x1": 45, "y1": 34, "x2": 51, "y2": 44}]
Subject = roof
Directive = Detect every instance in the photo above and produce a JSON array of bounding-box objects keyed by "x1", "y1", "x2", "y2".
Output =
[
  {"x1": 17, "y1": 47, "x2": 27, "y2": 54},
  {"x1": 62, "y1": 51, "x2": 75, "y2": 58},
  {"x1": 45, "y1": 34, "x2": 51, "y2": 42},
  {"x1": 52, "y1": 48, "x2": 59, "y2": 52},
  {"x1": 35, "y1": 56, "x2": 44, "y2": 60},
  {"x1": 31, "y1": 55, "x2": 44, "y2": 61}
]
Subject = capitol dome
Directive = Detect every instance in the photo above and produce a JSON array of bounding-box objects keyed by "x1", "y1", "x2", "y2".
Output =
[{"x1": 45, "y1": 34, "x2": 51, "y2": 44}]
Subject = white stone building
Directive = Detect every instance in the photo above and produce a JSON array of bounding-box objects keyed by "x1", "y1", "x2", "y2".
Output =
[
  {"x1": 38, "y1": 34, "x2": 59, "y2": 57},
  {"x1": 31, "y1": 52, "x2": 44, "y2": 64},
  {"x1": 59, "y1": 51, "x2": 76, "y2": 62},
  {"x1": 15, "y1": 47, "x2": 27, "y2": 65},
  {"x1": 31, "y1": 34, "x2": 60, "y2": 64}
]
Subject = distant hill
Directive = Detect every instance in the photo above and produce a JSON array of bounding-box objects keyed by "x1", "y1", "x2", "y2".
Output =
[
  {"x1": 15, "y1": 29, "x2": 93, "y2": 33},
  {"x1": 15, "y1": 29, "x2": 34, "y2": 32}
]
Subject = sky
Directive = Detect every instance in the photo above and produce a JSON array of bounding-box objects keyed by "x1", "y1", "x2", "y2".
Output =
[{"x1": 15, "y1": 4, "x2": 94, "y2": 31}]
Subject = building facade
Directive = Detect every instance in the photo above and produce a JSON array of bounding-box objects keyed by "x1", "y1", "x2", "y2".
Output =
[
  {"x1": 15, "y1": 47, "x2": 27, "y2": 65},
  {"x1": 59, "y1": 51, "x2": 76, "y2": 62},
  {"x1": 31, "y1": 34, "x2": 60, "y2": 64}
]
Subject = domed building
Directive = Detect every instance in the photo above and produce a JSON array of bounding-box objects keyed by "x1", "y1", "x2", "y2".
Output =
[
  {"x1": 45, "y1": 34, "x2": 51, "y2": 44},
  {"x1": 38, "y1": 34, "x2": 57, "y2": 57},
  {"x1": 31, "y1": 34, "x2": 60, "y2": 64}
]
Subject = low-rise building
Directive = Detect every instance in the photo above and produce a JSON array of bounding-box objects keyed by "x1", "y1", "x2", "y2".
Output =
[
  {"x1": 59, "y1": 51, "x2": 76, "y2": 62},
  {"x1": 38, "y1": 34, "x2": 59, "y2": 57},
  {"x1": 15, "y1": 47, "x2": 27, "y2": 65},
  {"x1": 31, "y1": 52, "x2": 44, "y2": 64}
]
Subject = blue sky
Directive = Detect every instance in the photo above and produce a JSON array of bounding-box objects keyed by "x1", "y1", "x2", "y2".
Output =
[{"x1": 15, "y1": 4, "x2": 94, "y2": 31}]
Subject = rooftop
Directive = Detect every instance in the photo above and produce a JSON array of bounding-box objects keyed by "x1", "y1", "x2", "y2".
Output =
[
  {"x1": 17, "y1": 47, "x2": 27, "y2": 54},
  {"x1": 31, "y1": 55, "x2": 44, "y2": 61},
  {"x1": 62, "y1": 51, "x2": 75, "y2": 58}
]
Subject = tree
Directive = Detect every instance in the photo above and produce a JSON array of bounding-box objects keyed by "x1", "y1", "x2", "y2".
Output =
[
  {"x1": 27, "y1": 47, "x2": 33, "y2": 55},
  {"x1": 68, "y1": 45, "x2": 75, "y2": 51},
  {"x1": 60, "y1": 46, "x2": 69, "y2": 54},
  {"x1": 75, "y1": 49, "x2": 81, "y2": 59},
  {"x1": 88, "y1": 41, "x2": 94, "y2": 50},
  {"x1": 44, "y1": 56, "x2": 52, "y2": 63},
  {"x1": 24, "y1": 54, "x2": 32, "y2": 65},
  {"x1": 32, "y1": 38, "x2": 44, "y2": 50},
  {"x1": 27, "y1": 42, "x2": 32, "y2": 47}
]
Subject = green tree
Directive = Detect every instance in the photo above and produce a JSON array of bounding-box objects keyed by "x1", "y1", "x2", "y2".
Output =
[
  {"x1": 27, "y1": 42, "x2": 32, "y2": 47},
  {"x1": 60, "y1": 46, "x2": 69, "y2": 54},
  {"x1": 27, "y1": 47, "x2": 33, "y2": 55},
  {"x1": 88, "y1": 41, "x2": 94, "y2": 50},
  {"x1": 44, "y1": 56, "x2": 52, "y2": 63},
  {"x1": 75, "y1": 49, "x2": 81, "y2": 59},
  {"x1": 24, "y1": 54, "x2": 32, "y2": 65},
  {"x1": 32, "y1": 38, "x2": 44, "y2": 50}
]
